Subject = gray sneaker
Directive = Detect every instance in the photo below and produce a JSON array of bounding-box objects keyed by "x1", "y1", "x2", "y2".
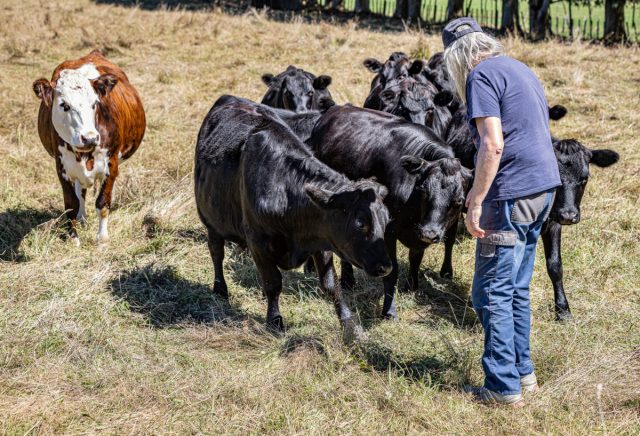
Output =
[
  {"x1": 520, "y1": 372, "x2": 539, "y2": 394},
  {"x1": 464, "y1": 386, "x2": 525, "y2": 407}
]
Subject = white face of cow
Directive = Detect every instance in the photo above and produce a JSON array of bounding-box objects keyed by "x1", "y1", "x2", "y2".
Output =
[{"x1": 52, "y1": 64, "x2": 102, "y2": 151}]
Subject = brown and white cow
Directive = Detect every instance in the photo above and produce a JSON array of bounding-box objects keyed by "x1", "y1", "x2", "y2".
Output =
[{"x1": 33, "y1": 49, "x2": 145, "y2": 245}]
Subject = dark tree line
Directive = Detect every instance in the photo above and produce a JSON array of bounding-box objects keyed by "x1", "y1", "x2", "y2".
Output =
[{"x1": 250, "y1": 0, "x2": 635, "y2": 43}]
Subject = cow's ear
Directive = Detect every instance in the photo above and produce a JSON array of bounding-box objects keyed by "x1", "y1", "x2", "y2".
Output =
[
  {"x1": 304, "y1": 184, "x2": 336, "y2": 209},
  {"x1": 317, "y1": 97, "x2": 335, "y2": 113},
  {"x1": 93, "y1": 74, "x2": 118, "y2": 97},
  {"x1": 313, "y1": 75, "x2": 332, "y2": 90},
  {"x1": 363, "y1": 58, "x2": 382, "y2": 73},
  {"x1": 434, "y1": 90, "x2": 454, "y2": 106},
  {"x1": 589, "y1": 149, "x2": 619, "y2": 168},
  {"x1": 33, "y1": 78, "x2": 53, "y2": 106},
  {"x1": 408, "y1": 59, "x2": 425, "y2": 76},
  {"x1": 549, "y1": 104, "x2": 568, "y2": 120},
  {"x1": 261, "y1": 73, "x2": 275, "y2": 86},
  {"x1": 400, "y1": 155, "x2": 429, "y2": 175}
]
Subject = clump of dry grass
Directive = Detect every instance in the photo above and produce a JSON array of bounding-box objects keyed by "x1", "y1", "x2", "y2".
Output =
[{"x1": 0, "y1": 0, "x2": 638, "y2": 433}]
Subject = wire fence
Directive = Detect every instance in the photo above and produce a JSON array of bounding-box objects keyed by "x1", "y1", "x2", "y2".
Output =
[{"x1": 252, "y1": 0, "x2": 639, "y2": 42}]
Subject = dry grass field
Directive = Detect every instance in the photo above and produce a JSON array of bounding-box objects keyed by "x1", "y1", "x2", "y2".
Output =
[{"x1": 0, "y1": 0, "x2": 639, "y2": 433}]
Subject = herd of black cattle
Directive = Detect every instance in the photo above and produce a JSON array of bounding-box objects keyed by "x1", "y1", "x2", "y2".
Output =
[{"x1": 193, "y1": 51, "x2": 620, "y2": 338}]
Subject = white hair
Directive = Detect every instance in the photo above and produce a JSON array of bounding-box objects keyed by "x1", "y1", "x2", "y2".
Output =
[{"x1": 444, "y1": 32, "x2": 504, "y2": 104}]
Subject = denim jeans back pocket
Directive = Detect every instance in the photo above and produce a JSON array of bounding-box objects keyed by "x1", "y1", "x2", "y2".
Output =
[{"x1": 511, "y1": 192, "x2": 547, "y2": 224}]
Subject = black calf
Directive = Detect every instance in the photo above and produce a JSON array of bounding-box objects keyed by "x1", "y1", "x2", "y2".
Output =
[
  {"x1": 261, "y1": 65, "x2": 333, "y2": 113},
  {"x1": 542, "y1": 139, "x2": 619, "y2": 320}
]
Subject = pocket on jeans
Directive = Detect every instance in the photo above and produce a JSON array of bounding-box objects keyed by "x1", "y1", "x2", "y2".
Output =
[
  {"x1": 511, "y1": 192, "x2": 547, "y2": 224},
  {"x1": 476, "y1": 230, "x2": 518, "y2": 278}
]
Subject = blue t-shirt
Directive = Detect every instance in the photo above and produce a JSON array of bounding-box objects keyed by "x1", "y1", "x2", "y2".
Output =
[{"x1": 466, "y1": 56, "x2": 561, "y2": 201}]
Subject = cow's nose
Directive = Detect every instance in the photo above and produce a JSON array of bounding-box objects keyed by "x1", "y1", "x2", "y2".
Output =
[
  {"x1": 374, "y1": 263, "x2": 393, "y2": 277},
  {"x1": 559, "y1": 211, "x2": 580, "y2": 225},
  {"x1": 420, "y1": 228, "x2": 441, "y2": 243},
  {"x1": 81, "y1": 133, "x2": 100, "y2": 147}
]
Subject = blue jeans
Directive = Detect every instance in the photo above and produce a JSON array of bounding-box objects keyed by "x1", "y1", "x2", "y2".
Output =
[{"x1": 471, "y1": 189, "x2": 555, "y2": 395}]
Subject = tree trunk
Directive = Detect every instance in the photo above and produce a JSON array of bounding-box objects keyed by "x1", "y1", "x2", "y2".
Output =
[
  {"x1": 395, "y1": 0, "x2": 408, "y2": 18},
  {"x1": 446, "y1": 0, "x2": 464, "y2": 20},
  {"x1": 408, "y1": 0, "x2": 422, "y2": 18},
  {"x1": 529, "y1": 0, "x2": 551, "y2": 40},
  {"x1": 604, "y1": 0, "x2": 627, "y2": 43},
  {"x1": 355, "y1": 0, "x2": 370, "y2": 13},
  {"x1": 501, "y1": 0, "x2": 522, "y2": 34}
]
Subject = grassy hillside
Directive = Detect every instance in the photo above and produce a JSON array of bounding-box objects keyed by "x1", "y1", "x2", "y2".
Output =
[{"x1": 0, "y1": 0, "x2": 638, "y2": 433}]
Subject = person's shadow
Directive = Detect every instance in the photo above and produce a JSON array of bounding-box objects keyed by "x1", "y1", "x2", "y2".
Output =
[
  {"x1": 0, "y1": 207, "x2": 62, "y2": 262},
  {"x1": 109, "y1": 264, "x2": 246, "y2": 327}
]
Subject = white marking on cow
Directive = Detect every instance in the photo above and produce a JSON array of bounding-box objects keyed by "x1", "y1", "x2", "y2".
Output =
[
  {"x1": 74, "y1": 179, "x2": 87, "y2": 223},
  {"x1": 97, "y1": 208, "x2": 109, "y2": 244},
  {"x1": 52, "y1": 63, "x2": 101, "y2": 147},
  {"x1": 58, "y1": 144, "x2": 110, "y2": 189}
]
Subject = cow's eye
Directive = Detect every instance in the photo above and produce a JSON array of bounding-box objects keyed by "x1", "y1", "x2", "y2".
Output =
[
  {"x1": 92, "y1": 102, "x2": 97, "y2": 110},
  {"x1": 355, "y1": 217, "x2": 369, "y2": 232},
  {"x1": 307, "y1": 91, "x2": 314, "y2": 97},
  {"x1": 60, "y1": 102, "x2": 70, "y2": 112},
  {"x1": 398, "y1": 74, "x2": 407, "y2": 79}
]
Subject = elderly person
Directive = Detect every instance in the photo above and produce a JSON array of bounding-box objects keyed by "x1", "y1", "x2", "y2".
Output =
[{"x1": 442, "y1": 18, "x2": 560, "y2": 406}]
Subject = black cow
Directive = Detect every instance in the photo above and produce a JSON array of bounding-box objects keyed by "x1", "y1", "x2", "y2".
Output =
[
  {"x1": 307, "y1": 104, "x2": 473, "y2": 319},
  {"x1": 542, "y1": 139, "x2": 619, "y2": 320},
  {"x1": 365, "y1": 78, "x2": 454, "y2": 140},
  {"x1": 222, "y1": 95, "x2": 331, "y2": 143},
  {"x1": 194, "y1": 95, "x2": 392, "y2": 338},
  {"x1": 363, "y1": 52, "x2": 427, "y2": 109},
  {"x1": 261, "y1": 65, "x2": 333, "y2": 113}
]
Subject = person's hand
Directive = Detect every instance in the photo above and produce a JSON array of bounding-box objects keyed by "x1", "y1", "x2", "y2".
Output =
[{"x1": 465, "y1": 188, "x2": 485, "y2": 238}]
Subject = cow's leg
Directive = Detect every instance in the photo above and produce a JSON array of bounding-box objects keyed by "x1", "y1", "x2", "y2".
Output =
[
  {"x1": 406, "y1": 248, "x2": 425, "y2": 292},
  {"x1": 439, "y1": 220, "x2": 458, "y2": 278},
  {"x1": 74, "y1": 180, "x2": 87, "y2": 225},
  {"x1": 206, "y1": 227, "x2": 228, "y2": 298},
  {"x1": 541, "y1": 221, "x2": 572, "y2": 321},
  {"x1": 381, "y1": 236, "x2": 399, "y2": 320},
  {"x1": 312, "y1": 251, "x2": 363, "y2": 342},
  {"x1": 57, "y1": 169, "x2": 80, "y2": 246},
  {"x1": 253, "y1": 253, "x2": 284, "y2": 331},
  {"x1": 303, "y1": 257, "x2": 316, "y2": 275},
  {"x1": 340, "y1": 259, "x2": 355, "y2": 291},
  {"x1": 95, "y1": 159, "x2": 119, "y2": 244}
]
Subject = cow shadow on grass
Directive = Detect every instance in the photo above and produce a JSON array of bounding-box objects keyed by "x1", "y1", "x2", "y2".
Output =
[
  {"x1": 0, "y1": 207, "x2": 62, "y2": 262},
  {"x1": 400, "y1": 261, "x2": 477, "y2": 330},
  {"x1": 358, "y1": 340, "x2": 451, "y2": 386},
  {"x1": 109, "y1": 264, "x2": 251, "y2": 327}
]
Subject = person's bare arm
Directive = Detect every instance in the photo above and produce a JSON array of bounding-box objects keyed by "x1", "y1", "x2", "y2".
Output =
[{"x1": 465, "y1": 116, "x2": 504, "y2": 238}]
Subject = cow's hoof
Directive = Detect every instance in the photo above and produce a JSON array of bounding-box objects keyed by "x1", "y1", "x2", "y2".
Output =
[
  {"x1": 555, "y1": 310, "x2": 573, "y2": 322},
  {"x1": 96, "y1": 235, "x2": 109, "y2": 246},
  {"x1": 382, "y1": 311, "x2": 399, "y2": 322},
  {"x1": 403, "y1": 281, "x2": 418, "y2": 293},
  {"x1": 439, "y1": 268, "x2": 453, "y2": 279},
  {"x1": 213, "y1": 283, "x2": 229, "y2": 299},
  {"x1": 77, "y1": 216, "x2": 88, "y2": 227},
  {"x1": 267, "y1": 315, "x2": 285, "y2": 332},
  {"x1": 342, "y1": 319, "x2": 366, "y2": 344},
  {"x1": 70, "y1": 235, "x2": 81, "y2": 247}
]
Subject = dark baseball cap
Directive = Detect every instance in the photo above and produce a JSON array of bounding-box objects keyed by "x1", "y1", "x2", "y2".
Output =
[{"x1": 442, "y1": 17, "x2": 484, "y2": 49}]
